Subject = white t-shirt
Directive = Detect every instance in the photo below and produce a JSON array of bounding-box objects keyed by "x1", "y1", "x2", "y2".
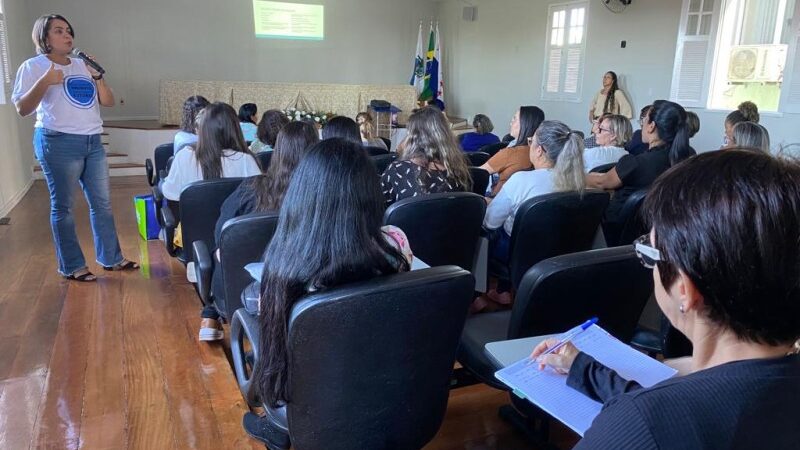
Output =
[
  {"x1": 173, "y1": 131, "x2": 198, "y2": 155},
  {"x1": 484, "y1": 168, "x2": 555, "y2": 235},
  {"x1": 583, "y1": 146, "x2": 629, "y2": 173},
  {"x1": 11, "y1": 55, "x2": 103, "y2": 135},
  {"x1": 161, "y1": 148, "x2": 262, "y2": 201}
]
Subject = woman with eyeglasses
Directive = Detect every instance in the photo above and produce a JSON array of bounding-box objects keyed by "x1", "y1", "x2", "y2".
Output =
[
  {"x1": 586, "y1": 100, "x2": 695, "y2": 244},
  {"x1": 531, "y1": 150, "x2": 800, "y2": 449},
  {"x1": 583, "y1": 114, "x2": 631, "y2": 172}
]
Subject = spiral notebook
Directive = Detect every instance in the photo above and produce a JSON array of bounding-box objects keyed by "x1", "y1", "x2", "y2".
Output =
[{"x1": 494, "y1": 324, "x2": 677, "y2": 436}]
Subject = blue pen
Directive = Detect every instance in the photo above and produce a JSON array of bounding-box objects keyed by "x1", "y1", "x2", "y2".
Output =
[{"x1": 531, "y1": 317, "x2": 598, "y2": 363}]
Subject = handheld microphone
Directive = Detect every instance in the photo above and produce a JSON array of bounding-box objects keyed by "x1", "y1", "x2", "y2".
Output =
[{"x1": 71, "y1": 48, "x2": 105, "y2": 75}]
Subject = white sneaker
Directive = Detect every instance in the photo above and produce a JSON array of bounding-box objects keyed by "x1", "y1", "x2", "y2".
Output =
[
  {"x1": 186, "y1": 262, "x2": 196, "y2": 283},
  {"x1": 199, "y1": 318, "x2": 223, "y2": 341}
]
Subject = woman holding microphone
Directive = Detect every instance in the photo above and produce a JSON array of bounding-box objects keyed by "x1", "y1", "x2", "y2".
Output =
[{"x1": 12, "y1": 14, "x2": 137, "y2": 281}]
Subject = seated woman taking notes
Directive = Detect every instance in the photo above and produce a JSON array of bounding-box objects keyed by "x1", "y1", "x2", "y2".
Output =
[{"x1": 531, "y1": 150, "x2": 800, "y2": 449}]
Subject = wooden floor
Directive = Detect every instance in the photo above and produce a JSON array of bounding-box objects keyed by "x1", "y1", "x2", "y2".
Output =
[{"x1": 0, "y1": 176, "x2": 576, "y2": 449}]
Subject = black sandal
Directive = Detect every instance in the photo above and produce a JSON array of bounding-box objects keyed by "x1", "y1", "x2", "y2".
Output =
[
  {"x1": 103, "y1": 259, "x2": 140, "y2": 271},
  {"x1": 64, "y1": 270, "x2": 97, "y2": 282}
]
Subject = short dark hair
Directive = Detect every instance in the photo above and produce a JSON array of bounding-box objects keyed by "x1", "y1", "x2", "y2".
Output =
[
  {"x1": 238, "y1": 103, "x2": 258, "y2": 124},
  {"x1": 644, "y1": 150, "x2": 800, "y2": 345},
  {"x1": 321, "y1": 116, "x2": 361, "y2": 144},
  {"x1": 517, "y1": 106, "x2": 545, "y2": 147},
  {"x1": 472, "y1": 114, "x2": 494, "y2": 134},
  {"x1": 32, "y1": 14, "x2": 74, "y2": 55}
]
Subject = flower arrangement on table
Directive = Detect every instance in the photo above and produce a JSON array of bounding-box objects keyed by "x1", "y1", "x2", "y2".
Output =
[{"x1": 283, "y1": 107, "x2": 335, "y2": 127}]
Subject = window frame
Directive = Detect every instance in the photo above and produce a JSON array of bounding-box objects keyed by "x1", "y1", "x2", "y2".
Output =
[
  {"x1": 0, "y1": 0, "x2": 11, "y2": 105},
  {"x1": 540, "y1": 0, "x2": 590, "y2": 103},
  {"x1": 670, "y1": 0, "x2": 800, "y2": 114}
]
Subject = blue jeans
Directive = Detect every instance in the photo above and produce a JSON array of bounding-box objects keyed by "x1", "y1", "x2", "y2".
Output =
[{"x1": 33, "y1": 128, "x2": 124, "y2": 275}]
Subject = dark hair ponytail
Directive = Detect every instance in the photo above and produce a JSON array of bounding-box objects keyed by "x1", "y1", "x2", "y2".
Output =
[{"x1": 649, "y1": 100, "x2": 695, "y2": 165}]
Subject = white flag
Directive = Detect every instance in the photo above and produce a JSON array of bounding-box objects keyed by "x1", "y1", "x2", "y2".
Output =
[
  {"x1": 410, "y1": 22, "x2": 425, "y2": 97},
  {"x1": 435, "y1": 23, "x2": 444, "y2": 106}
]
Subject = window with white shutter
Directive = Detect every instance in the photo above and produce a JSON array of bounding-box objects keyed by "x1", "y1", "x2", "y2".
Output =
[
  {"x1": 0, "y1": 0, "x2": 11, "y2": 105},
  {"x1": 541, "y1": 1, "x2": 589, "y2": 102},
  {"x1": 671, "y1": 0, "x2": 798, "y2": 113}
]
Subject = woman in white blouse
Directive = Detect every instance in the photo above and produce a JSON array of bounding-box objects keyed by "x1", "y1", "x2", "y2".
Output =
[
  {"x1": 589, "y1": 71, "x2": 633, "y2": 123},
  {"x1": 162, "y1": 102, "x2": 262, "y2": 201},
  {"x1": 583, "y1": 114, "x2": 631, "y2": 172}
]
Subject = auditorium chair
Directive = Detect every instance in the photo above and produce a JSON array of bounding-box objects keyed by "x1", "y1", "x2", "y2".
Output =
[
  {"x1": 255, "y1": 151, "x2": 273, "y2": 172},
  {"x1": 383, "y1": 192, "x2": 486, "y2": 272},
  {"x1": 161, "y1": 178, "x2": 244, "y2": 264},
  {"x1": 466, "y1": 151, "x2": 491, "y2": 167},
  {"x1": 459, "y1": 246, "x2": 654, "y2": 390},
  {"x1": 380, "y1": 136, "x2": 392, "y2": 151},
  {"x1": 603, "y1": 187, "x2": 649, "y2": 247},
  {"x1": 371, "y1": 153, "x2": 397, "y2": 175},
  {"x1": 364, "y1": 146, "x2": 390, "y2": 156},
  {"x1": 193, "y1": 211, "x2": 279, "y2": 321},
  {"x1": 145, "y1": 142, "x2": 174, "y2": 187},
  {"x1": 230, "y1": 266, "x2": 475, "y2": 449},
  {"x1": 490, "y1": 191, "x2": 610, "y2": 292},
  {"x1": 469, "y1": 167, "x2": 490, "y2": 196},
  {"x1": 478, "y1": 141, "x2": 508, "y2": 157}
]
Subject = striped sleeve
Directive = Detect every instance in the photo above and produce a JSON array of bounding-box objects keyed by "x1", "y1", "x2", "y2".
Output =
[{"x1": 574, "y1": 394, "x2": 658, "y2": 450}]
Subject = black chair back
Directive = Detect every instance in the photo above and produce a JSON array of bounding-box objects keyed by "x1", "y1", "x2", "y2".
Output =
[
  {"x1": 180, "y1": 178, "x2": 245, "y2": 265},
  {"x1": 380, "y1": 136, "x2": 392, "y2": 151},
  {"x1": 478, "y1": 142, "x2": 508, "y2": 157},
  {"x1": 469, "y1": 167, "x2": 489, "y2": 196},
  {"x1": 506, "y1": 190, "x2": 610, "y2": 290},
  {"x1": 146, "y1": 142, "x2": 174, "y2": 186},
  {"x1": 371, "y1": 153, "x2": 398, "y2": 175},
  {"x1": 466, "y1": 151, "x2": 491, "y2": 167},
  {"x1": 217, "y1": 212, "x2": 280, "y2": 320},
  {"x1": 365, "y1": 146, "x2": 390, "y2": 156},
  {"x1": 286, "y1": 266, "x2": 475, "y2": 450},
  {"x1": 255, "y1": 151, "x2": 273, "y2": 172},
  {"x1": 384, "y1": 192, "x2": 486, "y2": 271},
  {"x1": 509, "y1": 246, "x2": 653, "y2": 341},
  {"x1": 614, "y1": 188, "x2": 649, "y2": 247}
]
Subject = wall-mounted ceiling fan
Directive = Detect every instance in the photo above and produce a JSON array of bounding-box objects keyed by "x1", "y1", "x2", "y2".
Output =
[{"x1": 602, "y1": 0, "x2": 632, "y2": 14}]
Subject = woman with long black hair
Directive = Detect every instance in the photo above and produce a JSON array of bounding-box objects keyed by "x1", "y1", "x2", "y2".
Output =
[
  {"x1": 242, "y1": 138, "x2": 412, "y2": 446},
  {"x1": 12, "y1": 14, "x2": 138, "y2": 281},
  {"x1": 589, "y1": 71, "x2": 633, "y2": 122}
]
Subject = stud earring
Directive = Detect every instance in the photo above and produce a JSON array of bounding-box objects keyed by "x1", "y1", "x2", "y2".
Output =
[{"x1": 679, "y1": 304, "x2": 685, "y2": 314}]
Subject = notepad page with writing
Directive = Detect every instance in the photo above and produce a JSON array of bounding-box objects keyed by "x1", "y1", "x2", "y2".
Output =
[{"x1": 494, "y1": 325, "x2": 677, "y2": 436}]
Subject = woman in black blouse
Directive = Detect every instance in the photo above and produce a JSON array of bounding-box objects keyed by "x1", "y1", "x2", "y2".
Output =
[
  {"x1": 586, "y1": 100, "x2": 695, "y2": 244},
  {"x1": 531, "y1": 150, "x2": 800, "y2": 449},
  {"x1": 381, "y1": 106, "x2": 472, "y2": 205}
]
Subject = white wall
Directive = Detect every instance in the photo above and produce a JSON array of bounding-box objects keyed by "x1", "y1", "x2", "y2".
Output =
[
  {"x1": 436, "y1": 0, "x2": 800, "y2": 152},
  {"x1": 0, "y1": 0, "x2": 36, "y2": 217},
  {"x1": 24, "y1": 0, "x2": 438, "y2": 119}
]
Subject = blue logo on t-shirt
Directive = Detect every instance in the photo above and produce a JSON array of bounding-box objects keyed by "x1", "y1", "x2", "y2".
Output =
[{"x1": 63, "y1": 75, "x2": 96, "y2": 108}]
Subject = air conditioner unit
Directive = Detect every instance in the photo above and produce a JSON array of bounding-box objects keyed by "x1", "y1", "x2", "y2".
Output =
[{"x1": 727, "y1": 44, "x2": 788, "y2": 83}]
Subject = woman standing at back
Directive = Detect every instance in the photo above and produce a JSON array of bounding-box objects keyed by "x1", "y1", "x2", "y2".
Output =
[
  {"x1": 381, "y1": 106, "x2": 472, "y2": 205},
  {"x1": 589, "y1": 71, "x2": 633, "y2": 122},
  {"x1": 161, "y1": 102, "x2": 262, "y2": 201}
]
